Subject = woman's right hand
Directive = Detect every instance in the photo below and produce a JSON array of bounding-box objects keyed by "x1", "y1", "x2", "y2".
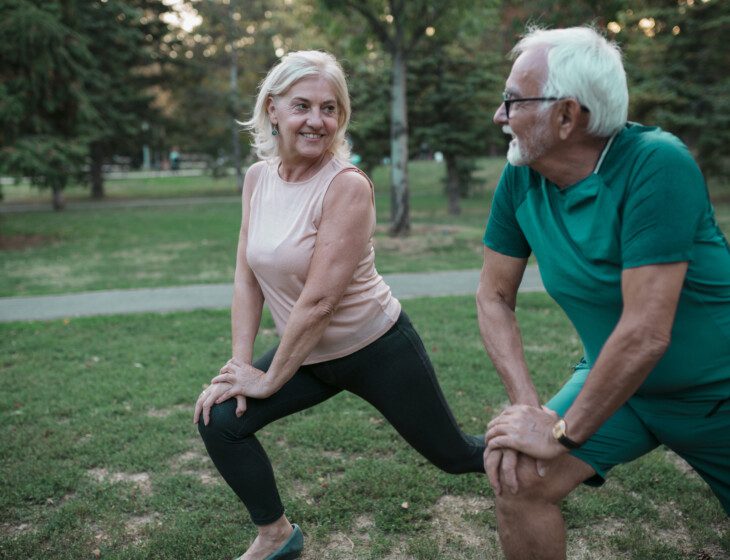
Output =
[{"x1": 193, "y1": 380, "x2": 247, "y2": 426}]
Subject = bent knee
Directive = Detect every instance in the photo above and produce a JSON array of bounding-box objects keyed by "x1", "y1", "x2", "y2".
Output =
[
  {"x1": 197, "y1": 400, "x2": 246, "y2": 444},
  {"x1": 498, "y1": 459, "x2": 568, "y2": 505}
]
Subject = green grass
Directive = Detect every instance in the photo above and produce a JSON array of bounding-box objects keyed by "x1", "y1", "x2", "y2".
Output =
[
  {"x1": 0, "y1": 160, "x2": 504, "y2": 297},
  {"x1": 1, "y1": 294, "x2": 726, "y2": 559},
  {"x1": 1, "y1": 158, "x2": 728, "y2": 297}
]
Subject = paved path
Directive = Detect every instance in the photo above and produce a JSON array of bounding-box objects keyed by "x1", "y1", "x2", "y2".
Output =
[
  {"x1": 0, "y1": 195, "x2": 239, "y2": 214},
  {"x1": 0, "y1": 267, "x2": 544, "y2": 322}
]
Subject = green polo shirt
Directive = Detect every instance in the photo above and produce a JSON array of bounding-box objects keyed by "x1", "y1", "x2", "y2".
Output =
[{"x1": 484, "y1": 123, "x2": 730, "y2": 398}]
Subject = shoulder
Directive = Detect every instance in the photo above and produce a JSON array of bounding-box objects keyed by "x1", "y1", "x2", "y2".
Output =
[
  {"x1": 494, "y1": 163, "x2": 536, "y2": 209},
  {"x1": 244, "y1": 160, "x2": 269, "y2": 185},
  {"x1": 327, "y1": 162, "x2": 373, "y2": 202},
  {"x1": 615, "y1": 123, "x2": 700, "y2": 172}
]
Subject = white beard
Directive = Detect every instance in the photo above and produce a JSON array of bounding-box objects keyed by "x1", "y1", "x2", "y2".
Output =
[
  {"x1": 503, "y1": 121, "x2": 549, "y2": 167},
  {"x1": 506, "y1": 137, "x2": 527, "y2": 166}
]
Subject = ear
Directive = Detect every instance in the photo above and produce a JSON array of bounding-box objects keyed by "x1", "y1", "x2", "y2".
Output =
[
  {"x1": 266, "y1": 96, "x2": 277, "y2": 125},
  {"x1": 555, "y1": 99, "x2": 584, "y2": 140}
]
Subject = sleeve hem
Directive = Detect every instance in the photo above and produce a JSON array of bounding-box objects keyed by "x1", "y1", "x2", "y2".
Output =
[
  {"x1": 484, "y1": 238, "x2": 531, "y2": 259},
  {"x1": 622, "y1": 252, "x2": 692, "y2": 269}
]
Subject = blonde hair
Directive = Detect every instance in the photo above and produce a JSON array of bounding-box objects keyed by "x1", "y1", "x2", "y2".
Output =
[
  {"x1": 513, "y1": 26, "x2": 628, "y2": 137},
  {"x1": 244, "y1": 50, "x2": 351, "y2": 161}
]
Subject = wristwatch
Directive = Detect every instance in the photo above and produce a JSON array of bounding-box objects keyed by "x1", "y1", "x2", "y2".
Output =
[{"x1": 552, "y1": 418, "x2": 582, "y2": 449}]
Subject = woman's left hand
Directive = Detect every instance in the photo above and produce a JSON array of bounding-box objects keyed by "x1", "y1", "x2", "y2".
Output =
[
  {"x1": 211, "y1": 358, "x2": 273, "y2": 400},
  {"x1": 193, "y1": 382, "x2": 247, "y2": 426}
]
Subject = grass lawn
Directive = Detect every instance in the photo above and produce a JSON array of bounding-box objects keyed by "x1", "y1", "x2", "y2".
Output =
[
  {"x1": 1, "y1": 294, "x2": 727, "y2": 559},
  {"x1": 0, "y1": 160, "x2": 503, "y2": 297},
  {"x1": 2, "y1": 158, "x2": 728, "y2": 298}
]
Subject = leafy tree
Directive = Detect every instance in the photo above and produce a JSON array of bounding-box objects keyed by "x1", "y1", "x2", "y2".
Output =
[
  {"x1": 0, "y1": 0, "x2": 96, "y2": 208},
  {"x1": 618, "y1": 0, "x2": 729, "y2": 178},
  {"x1": 0, "y1": 0, "x2": 175, "y2": 207},
  {"x1": 86, "y1": 0, "x2": 175, "y2": 198},
  {"x1": 321, "y1": 0, "x2": 473, "y2": 236},
  {"x1": 408, "y1": 4, "x2": 504, "y2": 214}
]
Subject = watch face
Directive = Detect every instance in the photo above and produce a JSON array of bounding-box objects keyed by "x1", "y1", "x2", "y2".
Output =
[{"x1": 552, "y1": 418, "x2": 566, "y2": 440}]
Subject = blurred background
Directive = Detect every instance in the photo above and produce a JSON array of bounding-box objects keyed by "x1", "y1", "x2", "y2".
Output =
[{"x1": 1, "y1": 0, "x2": 728, "y2": 227}]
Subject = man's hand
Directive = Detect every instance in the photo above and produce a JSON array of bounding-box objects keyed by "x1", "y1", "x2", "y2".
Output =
[
  {"x1": 486, "y1": 405, "x2": 567, "y2": 461},
  {"x1": 484, "y1": 436, "x2": 548, "y2": 495}
]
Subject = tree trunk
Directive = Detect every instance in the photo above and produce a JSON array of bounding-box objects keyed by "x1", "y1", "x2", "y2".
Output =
[
  {"x1": 228, "y1": 4, "x2": 243, "y2": 193},
  {"x1": 90, "y1": 142, "x2": 105, "y2": 199},
  {"x1": 444, "y1": 153, "x2": 461, "y2": 216},
  {"x1": 52, "y1": 185, "x2": 65, "y2": 211},
  {"x1": 389, "y1": 40, "x2": 410, "y2": 236}
]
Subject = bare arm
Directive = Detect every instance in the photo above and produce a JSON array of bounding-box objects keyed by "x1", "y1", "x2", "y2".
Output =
[
  {"x1": 193, "y1": 162, "x2": 265, "y2": 424},
  {"x1": 476, "y1": 245, "x2": 537, "y2": 406},
  {"x1": 562, "y1": 262, "x2": 687, "y2": 441},
  {"x1": 230, "y1": 162, "x2": 266, "y2": 364},
  {"x1": 214, "y1": 169, "x2": 374, "y2": 399},
  {"x1": 487, "y1": 262, "x2": 688, "y2": 458}
]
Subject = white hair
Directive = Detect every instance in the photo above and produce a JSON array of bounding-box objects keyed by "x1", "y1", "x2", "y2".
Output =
[
  {"x1": 243, "y1": 50, "x2": 351, "y2": 161},
  {"x1": 512, "y1": 26, "x2": 628, "y2": 137}
]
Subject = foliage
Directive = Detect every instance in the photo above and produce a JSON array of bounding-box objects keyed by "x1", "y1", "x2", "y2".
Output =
[
  {"x1": 0, "y1": 0, "x2": 175, "y2": 205},
  {"x1": 0, "y1": 0, "x2": 97, "y2": 205},
  {"x1": 618, "y1": 0, "x2": 730, "y2": 178},
  {"x1": 407, "y1": 4, "x2": 504, "y2": 212}
]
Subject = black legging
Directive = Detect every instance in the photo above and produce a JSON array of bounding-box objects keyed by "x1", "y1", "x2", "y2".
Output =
[{"x1": 198, "y1": 311, "x2": 485, "y2": 525}]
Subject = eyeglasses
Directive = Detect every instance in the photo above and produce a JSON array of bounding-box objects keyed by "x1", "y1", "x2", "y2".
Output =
[{"x1": 502, "y1": 93, "x2": 590, "y2": 119}]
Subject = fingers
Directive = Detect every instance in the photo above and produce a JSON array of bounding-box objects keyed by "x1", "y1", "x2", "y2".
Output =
[
  {"x1": 485, "y1": 448, "x2": 503, "y2": 496},
  {"x1": 193, "y1": 387, "x2": 209, "y2": 425},
  {"x1": 211, "y1": 373, "x2": 235, "y2": 384},
  {"x1": 536, "y1": 458, "x2": 547, "y2": 478},
  {"x1": 235, "y1": 395, "x2": 247, "y2": 417},
  {"x1": 501, "y1": 449, "x2": 519, "y2": 494},
  {"x1": 202, "y1": 390, "x2": 218, "y2": 426}
]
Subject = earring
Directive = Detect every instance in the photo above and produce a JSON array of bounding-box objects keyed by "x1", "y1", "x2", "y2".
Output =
[{"x1": 271, "y1": 124, "x2": 279, "y2": 136}]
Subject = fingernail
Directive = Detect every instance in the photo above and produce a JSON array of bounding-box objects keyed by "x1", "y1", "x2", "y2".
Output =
[{"x1": 538, "y1": 466, "x2": 546, "y2": 477}]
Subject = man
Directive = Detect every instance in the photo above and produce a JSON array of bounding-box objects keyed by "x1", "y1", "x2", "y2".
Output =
[{"x1": 477, "y1": 26, "x2": 730, "y2": 559}]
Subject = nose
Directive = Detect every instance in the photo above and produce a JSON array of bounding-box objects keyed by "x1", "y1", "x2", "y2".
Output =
[
  {"x1": 493, "y1": 102, "x2": 507, "y2": 126},
  {"x1": 306, "y1": 109, "x2": 323, "y2": 128}
]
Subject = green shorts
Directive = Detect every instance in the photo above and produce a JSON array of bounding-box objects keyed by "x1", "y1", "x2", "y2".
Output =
[{"x1": 546, "y1": 361, "x2": 730, "y2": 515}]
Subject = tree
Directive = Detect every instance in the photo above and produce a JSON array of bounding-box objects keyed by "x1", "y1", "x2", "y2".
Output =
[
  {"x1": 617, "y1": 0, "x2": 730, "y2": 178},
  {"x1": 0, "y1": 0, "x2": 175, "y2": 207},
  {"x1": 165, "y1": 0, "x2": 280, "y2": 186},
  {"x1": 321, "y1": 0, "x2": 471, "y2": 236},
  {"x1": 85, "y1": 0, "x2": 175, "y2": 198},
  {"x1": 0, "y1": 0, "x2": 97, "y2": 209},
  {"x1": 408, "y1": 4, "x2": 504, "y2": 214}
]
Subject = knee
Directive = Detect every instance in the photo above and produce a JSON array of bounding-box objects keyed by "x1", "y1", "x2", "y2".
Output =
[
  {"x1": 496, "y1": 460, "x2": 563, "y2": 510},
  {"x1": 197, "y1": 400, "x2": 245, "y2": 446}
]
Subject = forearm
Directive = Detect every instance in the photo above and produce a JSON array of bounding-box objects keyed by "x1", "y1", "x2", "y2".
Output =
[
  {"x1": 261, "y1": 298, "x2": 335, "y2": 393},
  {"x1": 563, "y1": 321, "x2": 669, "y2": 442},
  {"x1": 477, "y1": 293, "x2": 539, "y2": 407},
  {"x1": 230, "y1": 279, "x2": 264, "y2": 363}
]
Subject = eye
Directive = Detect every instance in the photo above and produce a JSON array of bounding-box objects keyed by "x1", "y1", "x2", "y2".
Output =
[
  {"x1": 323, "y1": 105, "x2": 337, "y2": 115},
  {"x1": 293, "y1": 103, "x2": 308, "y2": 111}
]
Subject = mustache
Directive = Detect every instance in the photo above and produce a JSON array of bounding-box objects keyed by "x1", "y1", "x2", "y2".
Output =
[{"x1": 502, "y1": 126, "x2": 514, "y2": 136}]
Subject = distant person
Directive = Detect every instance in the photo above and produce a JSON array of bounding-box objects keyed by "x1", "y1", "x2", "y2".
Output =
[
  {"x1": 477, "y1": 26, "x2": 730, "y2": 559},
  {"x1": 169, "y1": 147, "x2": 180, "y2": 171},
  {"x1": 194, "y1": 50, "x2": 485, "y2": 560}
]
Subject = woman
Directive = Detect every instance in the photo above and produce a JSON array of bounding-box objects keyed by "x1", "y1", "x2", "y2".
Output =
[{"x1": 194, "y1": 50, "x2": 484, "y2": 560}]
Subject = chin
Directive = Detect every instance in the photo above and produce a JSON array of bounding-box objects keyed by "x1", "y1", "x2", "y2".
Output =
[{"x1": 506, "y1": 143, "x2": 528, "y2": 166}]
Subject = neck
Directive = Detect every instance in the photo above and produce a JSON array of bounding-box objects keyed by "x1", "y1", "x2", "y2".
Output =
[
  {"x1": 278, "y1": 152, "x2": 332, "y2": 182},
  {"x1": 533, "y1": 135, "x2": 610, "y2": 189}
]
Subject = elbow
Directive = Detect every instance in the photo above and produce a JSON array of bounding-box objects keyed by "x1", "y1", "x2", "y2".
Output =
[
  {"x1": 642, "y1": 330, "x2": 671, "y2": 361},
  {"x1": 309, "y1": 298, "x2": 337, "y2": 322},
  {"x1": 625, "y1": 326, "x2": 671, "y2": 362}
]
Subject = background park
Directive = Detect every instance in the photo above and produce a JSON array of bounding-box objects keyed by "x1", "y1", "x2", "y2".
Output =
[{"x1": 1, "y1": 0, "x2": 728, "y2": 559}]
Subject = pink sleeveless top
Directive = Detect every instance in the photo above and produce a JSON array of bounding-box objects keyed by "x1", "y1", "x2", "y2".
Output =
[{"x1": 246, "y1": 156, "x2": 401, "y2": 364}]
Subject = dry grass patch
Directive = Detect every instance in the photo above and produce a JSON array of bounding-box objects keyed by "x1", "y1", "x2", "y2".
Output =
[
  {"x1": 87, "y1": 468, "x2": 152, "y2": 495},
  {"x1": 146, "y1": 403, "x2": 190, "y2": 418},
  {"x1": 429, "y1": 494, "x2": 499, "y2": 555}
]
